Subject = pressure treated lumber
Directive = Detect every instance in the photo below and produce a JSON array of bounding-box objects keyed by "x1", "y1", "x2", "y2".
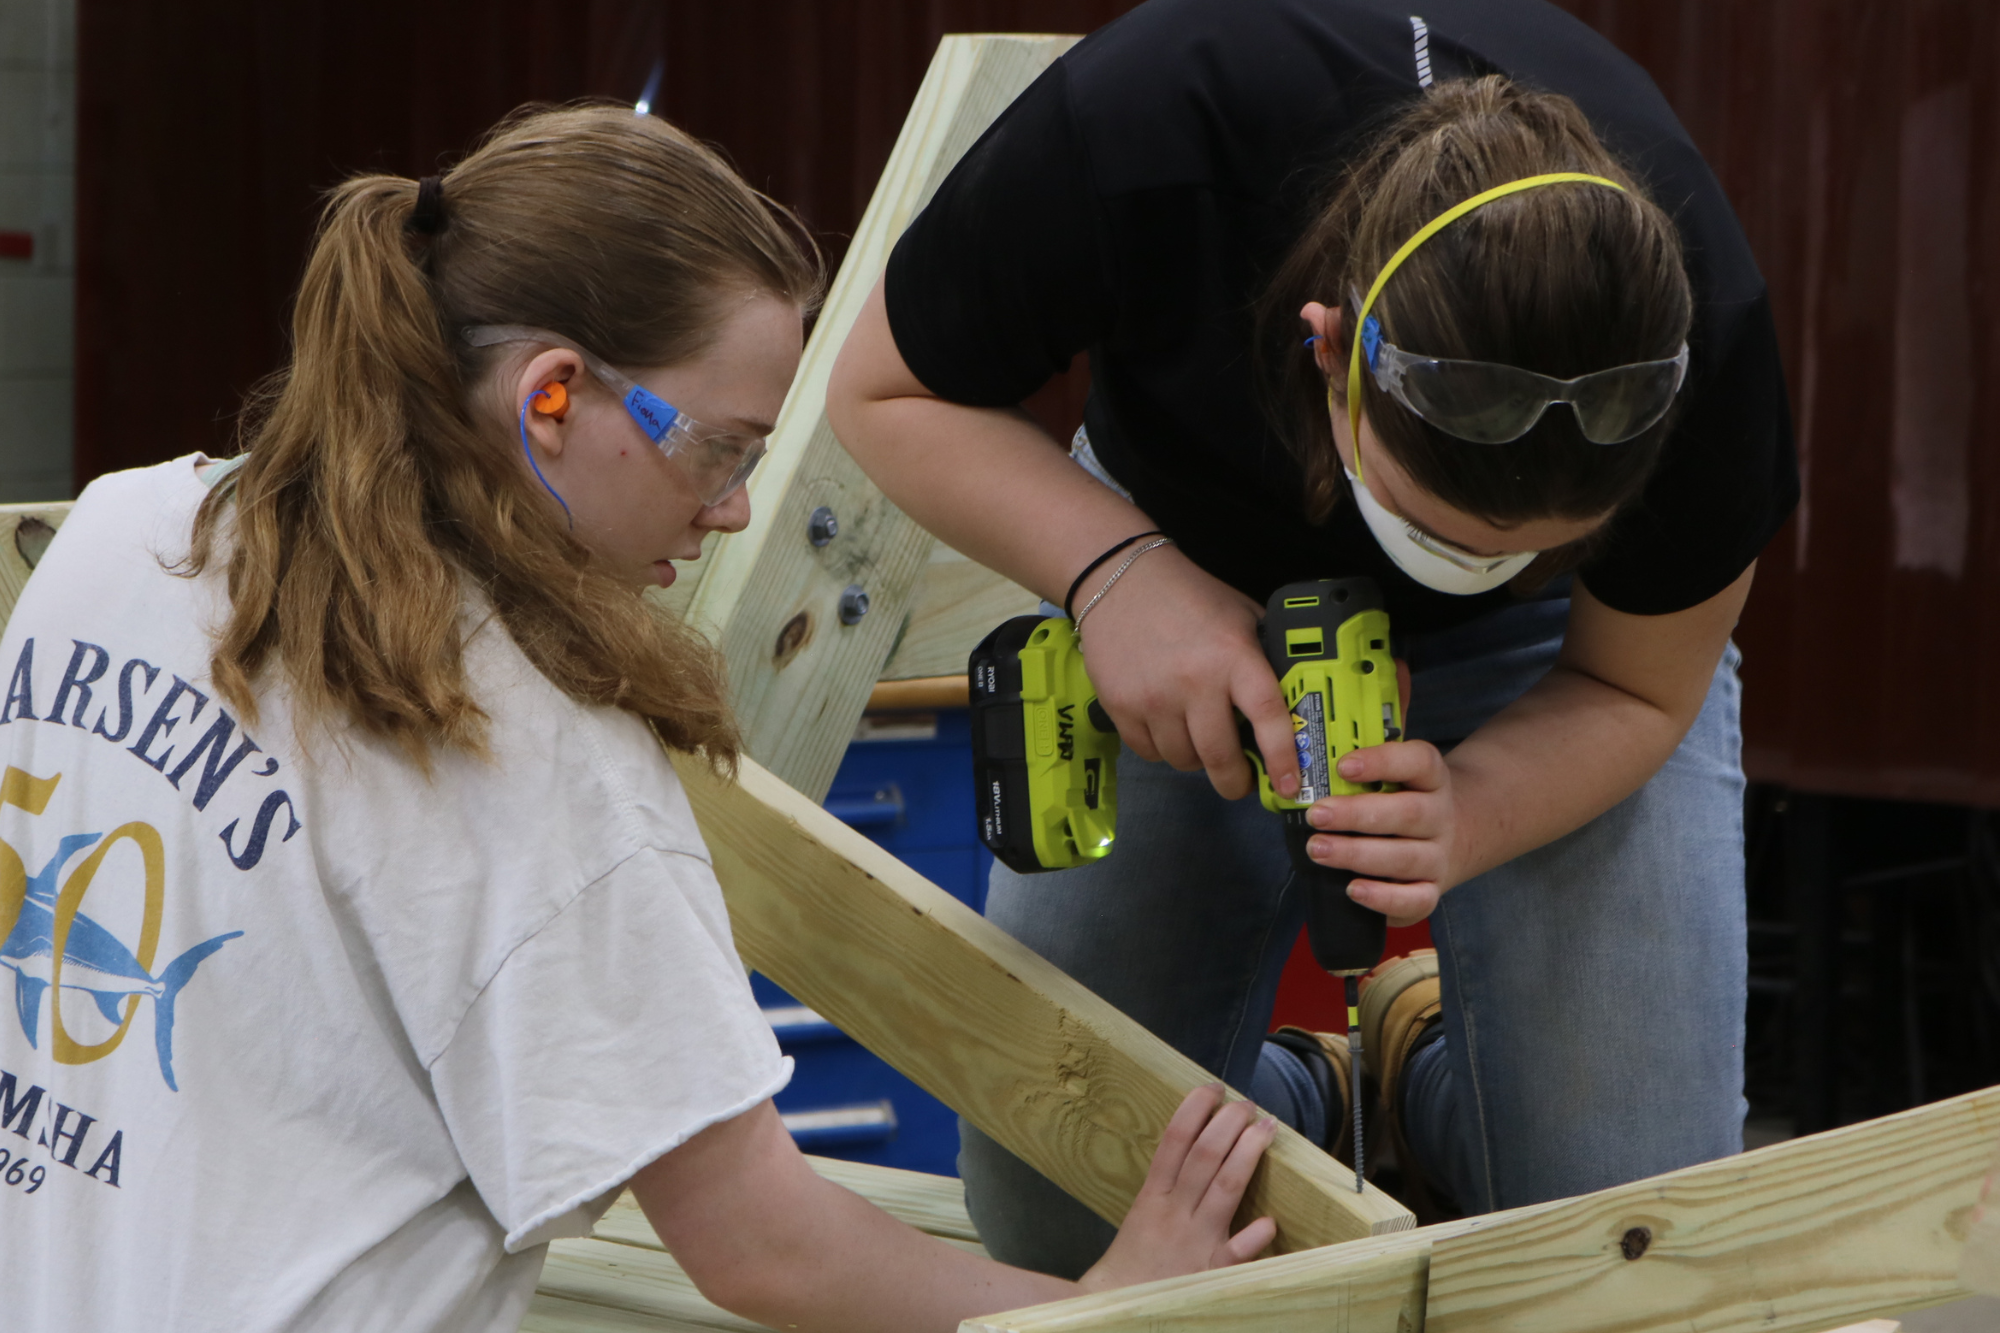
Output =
[
  {"x1": 962, "y1": 1082, "x2": 2000, "y2": 1333},
  {"x1": 0, "y1": 502, "x2": 70, "y2": 627},
  {"x1": 680, "y1": 34, "x2": 1075, "y2": 803},
  {"x1": 959, "y1": 1218, "x2": 1447, "y2": 1333},
  {"x1": 879, "y1": 544, "x2": 1040, "y2": 682},
  {"x1": 673, "y1": 750, "x2": 1415, "y2": 1255},
  {"x1": 1961, "y1": 1139, "x2": 2000, "y2": 1293},
  {"x1": 527, "y1": 1241, "x2": 762, "y2": 1333}
]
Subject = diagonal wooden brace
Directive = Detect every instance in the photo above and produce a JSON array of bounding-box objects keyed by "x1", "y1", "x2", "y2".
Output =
[{"x1": 676, "y1": 752, "x2": 1417, "y2": 1254}]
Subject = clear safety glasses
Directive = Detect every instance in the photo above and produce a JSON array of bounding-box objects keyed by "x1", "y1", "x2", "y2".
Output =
[
  {"x1": 1360, "y1": 314, "x2": 1689, "y2": 446},
  {"x1": 464, "y1": 324, "x2": 767, "y2": 506}
]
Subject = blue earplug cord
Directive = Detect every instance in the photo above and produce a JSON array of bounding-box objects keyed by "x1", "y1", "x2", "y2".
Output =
[{"x1": 519, "y1": 391, "x2": 573, "y2": 530}]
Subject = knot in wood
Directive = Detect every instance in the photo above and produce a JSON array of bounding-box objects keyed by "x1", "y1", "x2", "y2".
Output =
[
  {"x1": 1619, "y1": 1225, "x2": 1652, "y2": 1260},
  {"x1": 14, "y1": 517, "x2": 54, "y2": 570},
  {"x1": 773, "y1": 611, "x2": 814, "y2": 668}
]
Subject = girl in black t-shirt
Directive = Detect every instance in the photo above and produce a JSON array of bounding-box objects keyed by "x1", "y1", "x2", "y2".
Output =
[{"x1": 829, "y1": 0, "x2": 1787, "y2": 1276}]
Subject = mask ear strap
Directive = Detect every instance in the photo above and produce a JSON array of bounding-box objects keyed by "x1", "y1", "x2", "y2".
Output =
[
  {"x1": 1344, "y1": 172, "x2": 1627, "y2": 484},
  {"x1": 520, "y1": 391, "x2": 574, "y2": 531}
]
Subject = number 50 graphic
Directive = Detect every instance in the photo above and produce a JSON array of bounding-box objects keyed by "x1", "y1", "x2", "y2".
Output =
[{"x1": 0, "y1": 767, "x2": 238, "y2": 1087}]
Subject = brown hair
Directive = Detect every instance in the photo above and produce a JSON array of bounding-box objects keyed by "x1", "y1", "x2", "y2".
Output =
[
  {"x1": 184, "y1": 105, "x2": 823, "y2": 767},
  {"x1": 1257, "y1": 76, "x2": 1692, "y2": 579}
]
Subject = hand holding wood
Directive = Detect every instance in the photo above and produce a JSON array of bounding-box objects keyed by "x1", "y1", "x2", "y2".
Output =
[{"x1": 1076, "y1": 1085, "x2": 1279, "y2": 1294}]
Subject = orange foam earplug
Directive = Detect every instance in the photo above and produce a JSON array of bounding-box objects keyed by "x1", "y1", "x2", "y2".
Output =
[{"x1": 532, "y1": 381, "x2": 568, "y2": 418}]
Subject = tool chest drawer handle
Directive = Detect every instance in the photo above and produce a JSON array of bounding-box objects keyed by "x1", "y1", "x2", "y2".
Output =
[
  {"x1": 824, "y1": 782, "x2": 905, "y2": 828},
  {"x1": 779, "y1": 1101, "x2": 899, "y2": 1149}
]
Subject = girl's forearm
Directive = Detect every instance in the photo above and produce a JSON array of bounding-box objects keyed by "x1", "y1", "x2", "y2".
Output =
[
  {"x1": 1441, "y1": 663, "x2": 1688, "y2": 887},
  {"x1": 829, "y1": 280, "x2": 1156, "y2": 607},
  {"x1": 637, "y1": 1101, "x2": 1075, "y2": 1332},
  {"x1": 1438, "y1": 569, "x2": 1751, "y2": 889},
  {"x1": 730, "y1": 1170, "x2": 1076, "y2": 1332}
]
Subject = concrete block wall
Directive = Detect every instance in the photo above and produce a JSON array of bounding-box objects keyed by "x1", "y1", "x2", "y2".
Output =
[{"x1": 0, "y1": 0, "x2": 73, "y2": 503}]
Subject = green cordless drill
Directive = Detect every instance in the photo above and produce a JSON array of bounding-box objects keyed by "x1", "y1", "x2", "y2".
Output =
[{"x1": 968, "y1": 577, "x2": 1402, "y2": 1191}]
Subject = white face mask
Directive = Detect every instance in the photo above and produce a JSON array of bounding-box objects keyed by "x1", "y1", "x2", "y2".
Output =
[{"x1": 1343, "y1": 464, "x2": 1538, "y2": 595}]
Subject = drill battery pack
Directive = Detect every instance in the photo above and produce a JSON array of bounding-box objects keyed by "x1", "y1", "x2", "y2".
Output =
[{"x1": 969, "y1": 615, "x2": 1120, "y2": 873}]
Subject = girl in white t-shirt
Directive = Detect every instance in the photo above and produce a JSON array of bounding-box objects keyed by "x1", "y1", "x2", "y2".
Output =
[{"x1": 0, "y1": 107, "x2": 1277, "y2": 1331}]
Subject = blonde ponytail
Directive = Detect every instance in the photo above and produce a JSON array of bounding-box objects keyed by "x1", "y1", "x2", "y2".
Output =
[{"x1": 185, "y1": 106, "x2": 823, "y2": 767}]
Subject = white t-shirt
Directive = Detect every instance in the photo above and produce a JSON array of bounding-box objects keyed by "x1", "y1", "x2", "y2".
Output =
[{"x1": 0, "y1": 457, "x2": 790, "y2": 1330}]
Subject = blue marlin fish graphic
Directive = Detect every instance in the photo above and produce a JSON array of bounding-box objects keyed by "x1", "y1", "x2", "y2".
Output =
[{"x1": 0, "y1": 833, "x2": 240, "y2": 1091}]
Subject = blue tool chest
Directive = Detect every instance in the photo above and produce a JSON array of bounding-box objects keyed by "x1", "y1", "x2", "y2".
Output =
[{"x1": 755, "y1": 707, "x2": 991, "y2": 1177}]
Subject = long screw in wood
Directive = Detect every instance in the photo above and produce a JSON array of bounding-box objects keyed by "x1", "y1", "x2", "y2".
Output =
[{"x1": 1345, "y1": 973, "x2": 1364, "y2": 1193}]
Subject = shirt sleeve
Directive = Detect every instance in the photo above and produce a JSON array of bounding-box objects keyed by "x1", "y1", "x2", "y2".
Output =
[
  {"x1": 1576, "y1": 281, "x2": 1800, "y2": 615},
  {"x1": 428, "y1": 843, "x2": 790, "y2": 1252},
  {"x1": 885, "y1": 58, "x2": 1113, "y2": 407}
]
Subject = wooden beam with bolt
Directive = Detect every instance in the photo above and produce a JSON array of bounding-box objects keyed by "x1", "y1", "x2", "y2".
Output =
[{"x1": 666, "y1": 33, "x2": 1074, "y2": 803}]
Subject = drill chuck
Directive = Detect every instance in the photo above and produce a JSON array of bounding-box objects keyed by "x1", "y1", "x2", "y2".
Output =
[{"x1": 1285, "y1": 812, "x2": 1389, "y2": 976}]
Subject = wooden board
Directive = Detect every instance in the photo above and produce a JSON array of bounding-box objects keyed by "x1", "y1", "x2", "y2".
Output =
[
  {"x1": 879, "y1": 544, "x2": 1040, "y2": 682},
  {"x1": 959, "y1": 1225, "x2": 1438, "y2": 1333},
  {"x1": 682, "y1": 34, "x2": 1075, "y2": 803},
  {"x1": 675, "y1": 750, "x2": 1416, "y2": 1256},
  {"x1": 962, "y1": 1083, "x2": 2000, "y2": 1333},
  {"x1": 1420, "y1": 1081, "x2": 1998, "y2": 1333},
  {"x1": 528, "y1": 1240, "x2": 765, "y2": 1333},
  {"x1": 0, "y1": 502, "x2": 71, "y2": 628},
  {"x1": 1961, "y1": 1139, "x2": 2000, "y2": 1293}
]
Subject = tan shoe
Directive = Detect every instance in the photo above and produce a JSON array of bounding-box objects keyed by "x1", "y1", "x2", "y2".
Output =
[
  {"x1": 1358, "y1": 949, "x2": 1450, "y2": 1220},
  {"x1": 1265, "y1": 1024, "x2": 1360, "y2": 1168}
]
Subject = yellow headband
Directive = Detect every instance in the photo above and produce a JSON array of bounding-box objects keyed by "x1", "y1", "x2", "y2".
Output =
[{"x1": 1342, "y1": 172, "x2": 1627, "y2": 482}]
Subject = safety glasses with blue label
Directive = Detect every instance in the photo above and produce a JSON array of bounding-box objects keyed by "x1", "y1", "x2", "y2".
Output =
[{"x1": 465, "y1": 324, "x2": 768, "y2": 506}]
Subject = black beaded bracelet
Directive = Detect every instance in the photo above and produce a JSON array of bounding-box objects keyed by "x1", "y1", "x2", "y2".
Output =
[{"x1": 1063, "y1": 530, "x2": 1165, "y2": 619}]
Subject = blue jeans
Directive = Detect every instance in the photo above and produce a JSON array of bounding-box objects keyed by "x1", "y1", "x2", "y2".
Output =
[{"x1": 958, "y1": 594, "x2": 1748, "y2": 1276}]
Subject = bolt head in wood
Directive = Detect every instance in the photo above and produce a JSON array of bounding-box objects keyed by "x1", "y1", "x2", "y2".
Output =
[
  {"x1": 838, "y1": 584, "x2": 870, "y2": 625},
  {"x1": 808, "y1": 506, "x2": 839, "y2": 547}
]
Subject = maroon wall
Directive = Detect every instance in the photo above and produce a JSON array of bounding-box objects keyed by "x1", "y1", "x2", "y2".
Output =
[
  {"x1": 75, "y1": 1, "x2": 2000, "y2": 804},
  {"x1": 1551, "y1": 0, "x2": 2000, "y2": 805},
  {"x1": 73, "y1": 1, "x2": 1124, "y2": 482}
]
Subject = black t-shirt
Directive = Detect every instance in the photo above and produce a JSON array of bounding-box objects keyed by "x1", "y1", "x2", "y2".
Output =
[{"x1": 885, "y1": 0, "x2": 1796, "y2": 635}]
